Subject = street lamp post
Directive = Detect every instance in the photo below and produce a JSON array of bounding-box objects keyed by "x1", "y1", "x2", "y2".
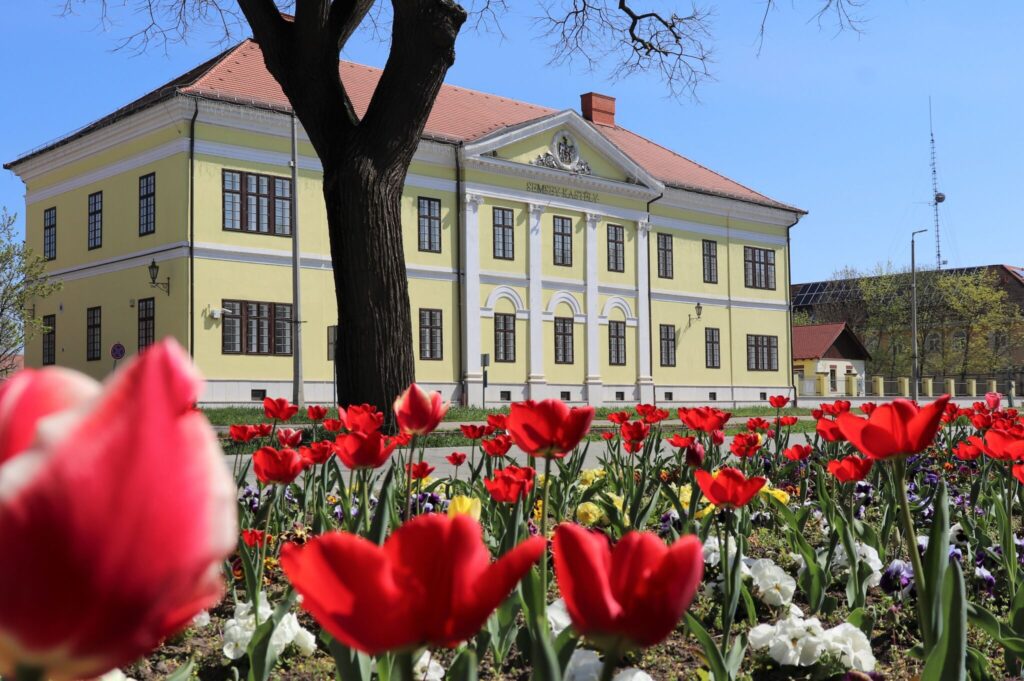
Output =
[{"x1": 911, "y1": 229, "x2": 928, "y2": 401}]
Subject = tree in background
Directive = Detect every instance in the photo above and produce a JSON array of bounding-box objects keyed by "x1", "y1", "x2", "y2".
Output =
[
  {"x1": 0, "y1": 209, "x2": 62, "y2": 375},
  {"x1": 61, "y1": 0, "x2": 864, "y2": 415}
]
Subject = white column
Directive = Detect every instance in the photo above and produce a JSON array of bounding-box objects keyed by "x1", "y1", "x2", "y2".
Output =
[
  {"x1": 527, "y1": 203, "x2": 546, "y2": 397},
  {"x1": 636, "y1": 220, "x2": 655, "y2": 403},
  {"x1": 585, "y1": 212, "x2": 603, "y2": 405},
  {"x1": 463, "y1": 193, "x2": 484, "y2": 406}
]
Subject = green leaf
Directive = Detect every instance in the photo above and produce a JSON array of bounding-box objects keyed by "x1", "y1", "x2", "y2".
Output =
[
  {"x1": 448, "y1": 647, "x2": 479, "y2": 681},
  {"x1": 685, "y1": 612, "x2": 730, "y2": 681},
  {"x1": 165, "y1": 659, "x2": 195, "y2": 681},
  {"x1": 724, "y1": 634, "x2": 748, "y2": 678},
  {"x1": 369, "y1": 465, "x2": 395, "y2": 545},
  {"x1": 324, "y1": 633, "x2": 373, "y2": 681},
  {"x1": 921, "y1": 560, "x2": 967, "y2": 681},
  {"x1": 966, "y1": 602, "x2": 1024, "y2": 655},
  {"x1": 847, "y1": 607, "x2": 876, "y2": 639},
  {"x1": 529, "y1": 614, "x2": 563, "y2": 681},
  {"x1": 923, "y1": 480, "x2": 951, "y2": 647},
  {"x1": 246, "y1": 589, "x2": 299, "y2": 681}
]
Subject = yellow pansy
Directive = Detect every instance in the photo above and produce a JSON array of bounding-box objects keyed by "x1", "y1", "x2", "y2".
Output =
[
  {"x1": 695, "y1": 503, "x2": 717, "y2": 519},
  {"x1": 579, "y1": 468, "x2": 607, "y2": 488},
  {"x1": 760, "y1": 486, "x2": 790, "y2": 505},
  {"x1": 448, "y1": 495, "x2": 482, "y2": 521},
  {"x1": 576, "y1": 501, "x2": 604, "y2": 527}
]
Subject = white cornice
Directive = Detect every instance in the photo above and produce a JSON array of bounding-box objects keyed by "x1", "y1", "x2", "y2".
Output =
[
  {"x1": 657, "y1": 185, "x2": 802, "y2": 227},
  {"x1": 464, "y1": 182, "x2": 649, "y2": 224},
  {"x1": 650, "y1": 287, "x2": 788, "y2": 311},
  {"x1": 651, "y1": 214, "x2": 788, "y2": 246}
]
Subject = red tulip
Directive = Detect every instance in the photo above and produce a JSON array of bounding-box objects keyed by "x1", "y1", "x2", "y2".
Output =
[
  {"x1": 322, "y1": 418, "x2": 344, "y2": 433},
  {"x1": 460, "y1": 424, "x2": 487, "y2": 440},
  {"x1": 242, "y1": 529, "x2": 270, "y2": 548},
  {"x1": 710, "y1": 430, "x2": 725, "y2": 446},
  {"x1": 264, "y1": 397, "x2": 298, "y2": 421},
  {"x1": 446, "y1": 452, "x2": 467, "y2": 467},
  {"x1": 970, "y1": 413, "x2": 993, "y2": 430},
  {"x1": 678, "y1": 407, "x2": 731, "y2": 433},
  {"x1": 281, "y1": 514, "x2": 545, "y2": 655},
  {"x1": 694, "y1": 468, "x2": 765, "y2": 509},
  {"x1": 746, "y1": 417, "x2": 772, "y2": 432},
  {"x1": 776, "y1": 415, "x2": 799, "y2": 427},
  {"x1": 394, "y1": 383, "x2": 449, "y2": 436},
  {"x1": 406, "y1": 461, "x2": 435, "y2": 480},
  {"x1": 552, "y1": 524, "x2": 703, "y2": 649},
  {"x1": 254, "y1": 423, "x2": 273, "y2": 438},
  {"x1": 730, "y1": 432, "x2": 761, "y2": 458},
  {"x1": 623, "y1": 439, "x2": 644, "y2": 454},
  {"x1": 666, "y1": 434, "x2": 704, "y2": 466},
  {"x1": 859, "y1": 402, "x2": 877, "y2": 415},
  {"x1": 601, "y1": 431, "x2": 615, "y2": 441},
  {"x1": 832, "y1": 400, "x2": 852, "y2": 413},
  {"x1": 783, "y1": 444, "x2": 813, "y2": 461},
  {"x1": 816, "y1": 418, "x2": 845, "y2": 442},
  {"x1": 642, "y1": 408, "x2": 670, "y2": 424},
  {"x1": 307, "y1": 405, "x2": 328, "y2": 421},
  {"x1": 1013, "y1": 464, "x2": 1024, "y2": 485},
  {"x1": 483, "y1": 465, "x2": 536, "y2": 502},
  {"x1": 506, "y1": 399, "x2": 594, "y2": 458},
  {"x1": 229, "y1": 424, "x2": 258, "y2": 443},
  {"x1": 253, "y1": 446, "x2": 304, "y2": 484},
  {"x1": 336, "y1": 431, "x2": 399, "y2": 470},
  {"x1": 953, "y1": 441, "x2": 982, "y2": 461},
  {"x1": 986, "y1": 392, "x2": 1003, "y2": 411},
  {"x1": 277, "y1": 427, "x2": 304, "y2": 448},
  {"x1": 608, "y1": 411, "x2": 632, "y2": 425},
  {"x1": 0, "y1": 340, "x2": 236, "y2": 679},
  {"x1": 836, "y1": 396, "x2": 951, "y2": 460},
  {"x1": 827, "y1": 456, "x2": 873, "y2": 483},
  {"x1": 768, "y1": 395, "x2": 789, "y2": 409},
  {"x1": 620, "y1": 420, "x2": 650, "y2": 445},
  {"x1": 301, "y1": 440, "x2": 336, "y2": 467},
  {"x1": 481, "y1": 434, "x2": 514, "y2": 458},
  {"x1": 975, "y1": 430, "x2": 1024, "y2": 462},
  {"x1": 338, "y1": 403, "x2": 384, "y2": 434},
  {"x1": 486, "y1": 413, "x2": 507, "y2": 431}
]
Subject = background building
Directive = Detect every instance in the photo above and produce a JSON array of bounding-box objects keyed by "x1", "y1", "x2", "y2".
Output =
[
  {"x1": 792, "y1": 322, "x2": 871, "y2": 397},
  {"x1": 7, "y1": 40, "x2": 804, "y2": 407}
]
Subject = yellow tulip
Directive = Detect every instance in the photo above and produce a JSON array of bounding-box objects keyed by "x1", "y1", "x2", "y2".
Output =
[{"x1": 448, "y1": 495, "x2": 481, "y2": 521}]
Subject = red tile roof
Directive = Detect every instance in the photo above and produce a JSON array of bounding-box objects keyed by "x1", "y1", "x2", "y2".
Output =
[
  {"x1": 792, "y1": 323, "x2": 849, "y2": 360},
  {"x1": 8, "y1": 40, "x2": 802, "y2": 212}
]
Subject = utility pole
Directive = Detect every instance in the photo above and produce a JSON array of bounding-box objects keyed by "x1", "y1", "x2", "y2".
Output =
[
  {"x1": 291, "y1": 114, "x2": 304, "y2": 408},
  {"x1": 911, "y1": 229, "x2": 928, "y2": 401}
]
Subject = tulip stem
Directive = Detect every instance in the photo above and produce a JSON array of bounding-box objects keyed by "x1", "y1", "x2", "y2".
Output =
[
  {"x1": 599, "y1": 647, "x2": 622, "y2": 681},
  {"x1": 540, "y1": 454, "x2": 553, "y2": 602},
  {"x1": 15, "y1": 666, "x2": 44, "y2": 681},
  {"x1": 394, "y1": 651, "x2": 415, "y2": 681},
  {"x1": 892, "y1": 457, "x2": 932, "y2": 651}
]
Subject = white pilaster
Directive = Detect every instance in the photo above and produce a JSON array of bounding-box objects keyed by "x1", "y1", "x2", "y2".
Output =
[
  {"x1": 636, "y1": 220, "x2": 655, "y2": 403},
  {"x1": 585, "y1": 212, "x2": 603, "y2": 405},
  {"x1": 463, "y1": 193, "x2": 484, "y2": 406},
  {"x1": 527, "y1": 203, "x2": 546, "y2": 397}
]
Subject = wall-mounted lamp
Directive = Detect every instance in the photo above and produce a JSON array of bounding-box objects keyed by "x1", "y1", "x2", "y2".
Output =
[
  {"x1": 148, "y1": 259, "x2": 170, "y2": 296},
  {"x1": 688, "y1": 302, "x2": 703, "y2": 325}
]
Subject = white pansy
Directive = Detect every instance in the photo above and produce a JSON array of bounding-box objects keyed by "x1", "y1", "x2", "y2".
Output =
[
  {"x1": 548, "y1": 598, "x2": 573, "y2": 637},
  {"x1": 413, "y1": 650, "x2": 446, "y2": 681},
  {"x1": 97, "y1": 671, "x2": 137, "y2": 681},
  {"x1": 192, "y1": 610, "x2": 211, "y2": 628},
  {"x1": 749, "y1": 559, "x2": 796, "y2": 607},
  {"x1": 293, "y1": 627, "x2": 318, "y2": 656},
  {"x1": 614, "y1": 669, "x2": 654, "y2": 681},
  {"x1": 824, "y1": 623, "x2": 876, "y2": 672},
  {"x1": 220, "y1": 594, "x2": 316, "y2": 661},
  {"x1": 564, "y1": 649, "x2": 603, "y2": 681},
  {"x1": 702, "y1": 535, "x2": 741, "y2": 567},
  {"x1": 833, "y1": 543, "x2": 883, "y2": 588}
]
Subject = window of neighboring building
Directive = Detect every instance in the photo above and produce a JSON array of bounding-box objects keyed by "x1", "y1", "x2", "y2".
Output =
[
  {"x1": 86, "y1": 306, "x2": 101, "y2": 361},
  {"x1": 137, "y1": 297, "x2": 155, "y2": 351},
  {"x1": 925, "y1": 332, "x2": 941, "y2": 352},
  {"x1": 829, "y1": 366, "x2": 838, "y2": 392},
  {"x1": 553, "y1": 216, "x2": 573, "y2": 266},
  {"x1": 42, "y1": 314, "x2": 55, "y2": 366},
  {"x1": 747, "y1": 334, "x2": 779, "y2": 371},
  {"x1": 702, "y1": 239, "x2": 718, "y2": 284},
  {"x1": 495, "y1": 313, "x2": 516, "y2": 362},
  {"x1": 744, "y1": 246, "x2": 776, "y2": 290},
  {"x1": 139, "y1": 173, "x2": 156, "y2": 236},
  {"x1": 419, "y1": 308, "x2": 443, "y2": 360},
  {"x1": 418, "y1": 197, "x2": 442, "y2": 253},
  {"x1": 992, "y1": 330, "x2": 1009, "y2": 351},
  {"x1": 554, "y1": 317, "x2": 574, "y2": 364},
  {"x1": 659, "y1": 324, "x2": 676, "y2": 367},
  {"x1": 87, "y1": 192, "x2": 102, "y2": 250},
  {"x1": 657, "y1": 233, "x2": 673, "y2": 279},
  {"x1": 221, "y1": 170, "x2": 292, "y2": 236},
  {"x1": 493, "y1": 207, "x2": 514, "y2": 260},
  {"x1": 951, "y1": 330, "x2": 967, "y2": 352},
  {"x1": 327, "y1": 325, "x2": 337, "y2": 361},
  {"x1": 221, "y1": 300, "x2": 292, "y2": 355},
  {"x1": 607, "y1": 224, "x2": 624, "y2": 272},
  {"x1": 609, "y1": 320, "x2": 626, "y2": 366},
  {"x1": 42, "y1": 207, "x2": 56, "y2": 261},
  {"x1": 705, "y1": 327, "x2": 721, "y2": 368}
]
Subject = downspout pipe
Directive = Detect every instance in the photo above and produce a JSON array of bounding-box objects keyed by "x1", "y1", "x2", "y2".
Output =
[
  {"x1": 785, "y1": 213, "x2": 802, "y2": 405},
  {"x1": 645, "y1": 192, "x2": 663, "y2": 405},
  {"x1": 454, "y1": 142, "x2": 465, "y2": 405},
  {"x1": 188, "y1": 98, "x2": 199, "y2": 359}
]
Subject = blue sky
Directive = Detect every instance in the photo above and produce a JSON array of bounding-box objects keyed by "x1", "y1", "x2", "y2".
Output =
[{"x1": 2, "y1": 2, "x2": 1021, "y2": 282}]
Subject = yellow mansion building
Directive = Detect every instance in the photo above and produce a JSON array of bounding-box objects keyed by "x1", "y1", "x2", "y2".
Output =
[{"x1": 6, "y1": 40, "x2": 805, "y2": 407}]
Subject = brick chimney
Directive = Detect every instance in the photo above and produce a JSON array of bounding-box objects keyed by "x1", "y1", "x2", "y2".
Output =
[{"x1": 580, "y1": 92, "x2": 616, "y2": 126}]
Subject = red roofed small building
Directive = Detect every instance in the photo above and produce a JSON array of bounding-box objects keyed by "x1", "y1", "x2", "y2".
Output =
[
  {"x1": 792, "y1": 323, "x2": 871, "y2": 397},
  {"x1": 6, "y1": 40, "x2": 804, "y2": 406}
]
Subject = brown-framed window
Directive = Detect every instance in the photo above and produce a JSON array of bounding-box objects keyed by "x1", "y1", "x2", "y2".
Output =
[
  {"x1": 705, "y1": 327, "x2": 721, "y2": 369},
  {"x1": 554, "y1": 317, "x2": 574, "y2": 364},
  {"x1": 607, "y1": 224, "x2": 624, "y2": 272},
  {"x1": 220, "y1": 300, "x2": 292, "y2": 355},
  {"x1": 747, "y1": 334, "x2": 778, "y2": 371},
  {"x1": 659, "y1": 324, "x2": 676, "y2": 367},
  {"x1": 42, "y1": 314, "x2": 56, "y2": 366},
  {"x1": 137, "y1": 297, "x2": 155, "y2": 351},
  {"x1": 418, "y1": 197, "x2": 442, "y2": 253},
  {"x1": 419, "y1": 308, "x2": 443, "y2": 360},
  {"x1": 744, "y1": 246, "x2": 776, "y2": 290},
  {"x1": 86, "y1": 306, "x2": 101, "y2": 361},
  {"x1": 494, "y1": 313, "x2": 516, "y2": 362},
  {"x1": 702, "y1": 239, "x2": 718, "y2": 284},
  {"x1": 221, "y1": 170, "x2": 292, "y2": 236},
  {"x1": 87, "y1": 192, "x2": 102, "y2": 250},
  {"x1": 609, "y1": 320, "x2": 626, "y2": 366},
  {"x1": 42, "y1": 207, "x2": 56, "y2": 261},
  {"x1": 553, "y1": 216, "x2": 573, "y2": 266},
  {"x1": 327, "y1": 325, "x2": 337, "y2": 361},
  {"x1": 139, "y1": 173, "x2": 156, "y2": 235},
  {"x1": 657, "y1": 233, "x2": 673, "y2": 279},
  {"x1": 493, "y1": 207, "x2": 514, "y2": 260}
]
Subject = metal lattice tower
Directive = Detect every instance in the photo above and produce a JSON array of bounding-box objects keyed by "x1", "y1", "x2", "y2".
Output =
[{"x1": 929, "y1": 98, "x2": 946, "y2": 269}]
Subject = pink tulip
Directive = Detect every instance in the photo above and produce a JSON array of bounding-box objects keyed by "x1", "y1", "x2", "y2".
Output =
[{"x1": 0, "y1": 340, "x2": 237, "y2": 679}]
